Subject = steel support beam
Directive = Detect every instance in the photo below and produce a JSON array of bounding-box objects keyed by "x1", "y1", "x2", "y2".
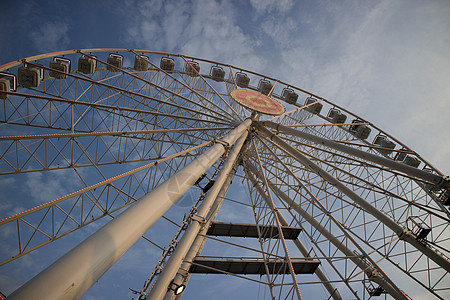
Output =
[
  {"x1": 147, "y1": 129, "x2": 249, "y2": 300},
  {"x1": 246, "y1": 169, "x2": 409, "y2": 300},
  {"x1": 169, "y1": 159, "x2": 238, "y2": 300},
  {"x1": 255, "y1": 123, "x2": 450, "y2": 273},
  {"x1": 8, "y1": 119, "x2": 251, "y2": 300},
  {"x1": 248, "y1": 175, "x2": 342, "y2": 300},
  {"x1": 250, "y1": 139, "x2": 304, "y2": 299},
  {"x1": 260, "y1": 121, "x2": 447, "y2": 187}
]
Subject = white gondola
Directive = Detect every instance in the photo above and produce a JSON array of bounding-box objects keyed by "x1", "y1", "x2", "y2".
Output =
[
  {"x1": 210, "y1": 66, "x2": 225, "y2": 82},
  {"x1": 185, "y1": 61, "x2": 200, "y2": 77},
  {"x1": 78, "y1": 55, "x2": 96, "y2": 74},
  {"x1": 258, "y1": 79, "x2": 272, "y2": 95},
  {"x1": 18, "y1": 65, "x2": 43, "y2": 88},
  {"x1": 373, "y1": 135, "x2": 396, "y2": 155},
  {"x1": 349, "y1": 119, "x2": 371, "y2": 139},
  {"x1": 160, "y1": 57, "x2": 175, "y2": 72},
  {"x1": 327, "y1": 108, "x2": 347, "y2": 124},
  {"x1": 281, "y1": 88, "x2": 298, "y2": 104},
  {"x1": 49, "y1": 57, "x2": 71, "y2": 79},
  {"x1": 235, "y1": 72, "x2": 249, "y2": 88},
  {"x1": 106, "y1": 53, "x2": 123, "y2": 72},
  {"x1": 305, "y1": 97, "x2": 323, "y2": 114},
  {"x1": 134, "y1": 55, "x2": 149, "y2": 71}
]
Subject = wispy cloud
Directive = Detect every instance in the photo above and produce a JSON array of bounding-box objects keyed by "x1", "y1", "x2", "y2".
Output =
[
  {"x1": 249, "y1": 0, "x2": 295, "y2": 14},
  {"x1": 123, "y1": 0, "x2": 450, "y2": 173},
  {"x1": 254, "y1": 0, "x2": 450, "y2": 173},
  {"x1": 25, "y1": 167, "x2": 84, "y2": 203},
  {"x1": 122, "y1": 0, "x2": 267, "y2": 69},
  {"x1": 29, "y1": 21, "x2": 70, "y2": 53}
]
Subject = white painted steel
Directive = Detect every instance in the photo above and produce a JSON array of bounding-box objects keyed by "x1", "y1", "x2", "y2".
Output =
[
  {"x1": 148, "y1": 129, "x2": 249, "y2": 300},
  {"x1": 8, "y1": 120, "x2": 251, "y2": 300},
  {"x1": 250, "y1": 139, "x2": 303, "y2": 299},
  {"x1": 168, "y1": 158, "x2": 238, "y2": 300},
  {"x1": 255, "y1": 123, "x2": 450, "y2": 274},
  {"x1": 246, "y1": 168, "x2": 409, "y2": 300},
  {"x1": 250, "y1": 176, "x2": 342, "y2": 300},
  {"x1": 261, "y1": 121, "x2": 446, "y2": 187}
]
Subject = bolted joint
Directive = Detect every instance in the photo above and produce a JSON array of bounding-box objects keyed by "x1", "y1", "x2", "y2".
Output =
[
  {"x1": 190, "y1": 213, "x2": 206, "y2": 225},
  {"x1": 430, "y1": 175, "x2": 450, "y2": 191},
  {"x1": 175, "y1": 268, "x2": 189, "y2": 279},
  {"x1": 398, "y1": 227, "x2": 416, "y2": 242},
  {"x1": 438, "y1": 188, "x2": 450, "y2": 206},
  {"x1": 368, "y1": 269, "x2": 382, "y2": 281},
  {"x1": 440, "y1": 175, "x2": 450, "y2": 188},
  {"x1": 213, "y1": 138, "x2": 230, "y2": 152}
]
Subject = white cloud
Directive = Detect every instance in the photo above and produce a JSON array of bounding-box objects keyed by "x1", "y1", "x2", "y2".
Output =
[
  {"x1": 261, "y1": 16, "x2": 297, "y2": 46},
  {"x1": 121, "y1": 0, "x2": 450, "y2": 174},
  {"x1": 29, "y1": 21, "x2": 70, "y2": 52},
  {"x1": 249, "y1": 0, "x2": 295, "y2": 14},
  {"x1": 4, "y1": 2, "x2": 448, "y2": 297},
  {"x1": 261, "y1": 0, "x2": 450, "y2": 174},
  {"x1": 123, "y1": 0, "x2": 267, "y2": 70},
  {"x1": 25, "y1": 167, "x2": 84, "y2": 203}
]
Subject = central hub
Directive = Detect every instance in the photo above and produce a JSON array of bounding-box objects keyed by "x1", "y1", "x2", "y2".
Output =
[{"x1": 230, "y1": 89, "x2": 285, "y2": 116}]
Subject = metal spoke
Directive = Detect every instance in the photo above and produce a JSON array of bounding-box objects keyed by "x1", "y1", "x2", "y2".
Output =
[{"x1": 1, "y1": 49, "x2": 448, "y2": 300}]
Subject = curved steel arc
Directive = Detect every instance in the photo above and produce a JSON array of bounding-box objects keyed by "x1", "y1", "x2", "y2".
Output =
[
  {"x1": 24, "y1": 60, "x2": 232, "y2": 125},
  {"x1": 254, "y1": 123, "x2": 450, "y2": 273},
  {"x1": 0, "y1": 48, "x2": 444, "y2": 176},
  {"x1": 80, "y1": 51, "x2": 236, "y2": 122},
  {"x1": 1, "y1": 48, "x2": 448, "y2": 299}
]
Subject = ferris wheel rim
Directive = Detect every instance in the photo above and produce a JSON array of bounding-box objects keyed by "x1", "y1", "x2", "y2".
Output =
[
  {"x1": 1, "y1": 47, "x2": 443, "y2": 175},
  {"x1": 0, "y1": 48, "x2": 449, "y2": 300}
]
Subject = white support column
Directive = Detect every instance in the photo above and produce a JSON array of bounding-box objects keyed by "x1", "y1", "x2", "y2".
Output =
[
  {"x1": 8, "y1": 119, "x2": 251, "y2": 300},
  {"x1": 167, "y1": 159, "x2": 238, "y2": 300},
  {"x1": 255, "y1": 122, "x2": 450, "y2": 273},
  {"x1": 147, "y1": 129, "x2": 249, "y2": 300}
]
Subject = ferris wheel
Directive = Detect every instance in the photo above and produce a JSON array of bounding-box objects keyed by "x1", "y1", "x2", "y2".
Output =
[{"x1": 0, "y1": 49, "x2": 449, "y2": 300}]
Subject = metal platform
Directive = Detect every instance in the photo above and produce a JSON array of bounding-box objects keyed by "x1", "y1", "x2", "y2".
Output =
[
  {"x1": 207, "y1": 222, "x2": 302, "y2": 240},
  {"x1": 189, "y1": 257, "x2": 320, "y2": 275}
]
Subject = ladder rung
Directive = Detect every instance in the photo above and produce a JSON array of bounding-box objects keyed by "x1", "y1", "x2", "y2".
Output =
[
  {"x1": 207, "y1": 222, "x2": 301, "y2": 240},
  {"x1": 189, "y1": 257, "x2": 320, "y2": 275}
]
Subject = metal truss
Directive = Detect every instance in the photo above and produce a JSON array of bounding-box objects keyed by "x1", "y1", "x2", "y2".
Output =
[{"x1": 1, "y1": 49, "x2": 449, "y2": 300}]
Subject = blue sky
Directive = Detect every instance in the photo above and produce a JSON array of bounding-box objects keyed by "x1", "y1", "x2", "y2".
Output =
[
  {"x1": 1, "y1": 0, "x2": 450, "y2": 299},
  {"x1": 1, "y1": 0, "x2": 449, "y2": 174}
]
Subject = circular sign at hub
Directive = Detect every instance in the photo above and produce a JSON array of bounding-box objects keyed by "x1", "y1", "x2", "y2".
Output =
[{"x1": 230, "y1": 89, "x2": 285, "y2": 116}]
